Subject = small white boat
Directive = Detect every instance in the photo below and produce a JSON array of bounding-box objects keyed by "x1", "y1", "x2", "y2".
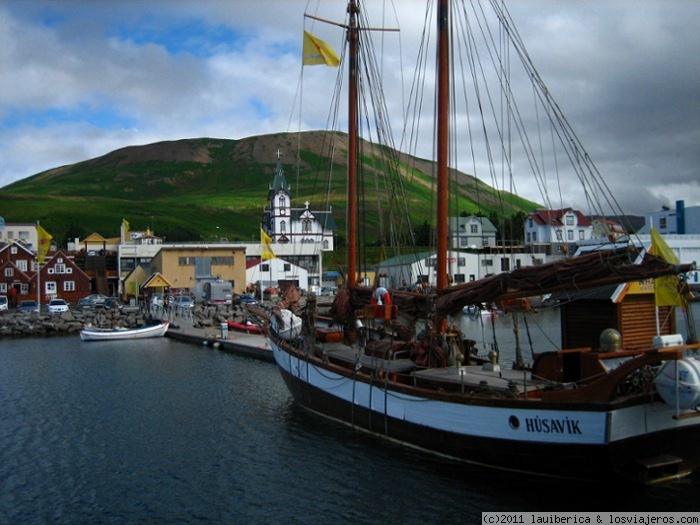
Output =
[{"x1": 80, "y1": 321, "x2": 170, "y2": 342}]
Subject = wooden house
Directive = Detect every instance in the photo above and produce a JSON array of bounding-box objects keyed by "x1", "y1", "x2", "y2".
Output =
[
  {"x1": 0, "y1": 242, "x2": 38, "y2": 304},
  {"x1": 31, "y1": 250, "x2": 92, "y2": 304}
]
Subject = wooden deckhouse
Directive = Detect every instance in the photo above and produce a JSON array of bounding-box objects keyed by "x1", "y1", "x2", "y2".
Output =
[{"x1": 559, "y1": 279, "x2": 676, "y2": 351}]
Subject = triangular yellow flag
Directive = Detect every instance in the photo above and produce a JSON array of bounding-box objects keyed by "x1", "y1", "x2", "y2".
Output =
[
  {"x1": 650, "y1": 226, "x2": 683, "y2": 307},
  {"x1": 37, "y1": 224, "x2": 53, "y2": 263},
  {"x1": 261, "y1": 228, "x2": 276, "y2": 260},
  {"x1": 303, "y1": 30, "x2": 340, "y2": 67}
]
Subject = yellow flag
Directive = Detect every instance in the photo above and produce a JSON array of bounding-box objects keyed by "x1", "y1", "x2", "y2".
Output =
[
  {"x1": 37, "y1": 224, "x2": 53, "y2": 263},
  {"x1": 650, "y1": 226, "x2": 683, "y2": 307},
  {"x1": 261, "y1": 228, "x2": 276, "y2": 260},
  {"x1": 121, "y1": 218, "x2": 130, "y2": 242},
  {"x1": 303, "y1": 31, "x2": 340, "y2": 67}
]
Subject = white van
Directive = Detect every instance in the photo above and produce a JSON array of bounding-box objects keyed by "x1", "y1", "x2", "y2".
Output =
[{"x1": 0, "y1": 295, "x2": 8, "y2": 311}]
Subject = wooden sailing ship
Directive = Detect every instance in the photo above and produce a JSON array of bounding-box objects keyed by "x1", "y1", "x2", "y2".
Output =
[{"x1": 266, "y1": 0, "x2": 700, "y2": 484}]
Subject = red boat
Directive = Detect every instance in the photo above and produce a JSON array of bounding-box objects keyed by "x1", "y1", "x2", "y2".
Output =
[{"x1": 227, "y1": 320, "x2": 263, "y2": 334}]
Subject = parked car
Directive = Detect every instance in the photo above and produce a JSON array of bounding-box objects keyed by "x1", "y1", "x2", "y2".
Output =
[
  {"x1": 81, "y1": 294, "x2": 108, "y2": 307},
  {"x1": 76, "y1": 297, "x2": 98, "y2": 311},
  {"x1": 0, "y1": 295, "x2": 7, "y2": 312},
  {"x1": 172, "y1": 295, "x2": 194, "y2": 308},
  {"x1": 235, "y1": 294, "x2": 257, "y2": 305},
  {"x1": 47, "y1": 298, "x2": 69, "y2": 314},
  {"x1": 18, "y1": 300, "x2": 40, "y2": 313}
]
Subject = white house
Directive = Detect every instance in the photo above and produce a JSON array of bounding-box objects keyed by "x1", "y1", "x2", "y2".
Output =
[
  {"x1": 376, "y1": 250, "x2": 539, "y2": 290},
  {"x1": 524, "y1": 208, "x2": 593, "y2": 254},
  {"x1": 246, "y1": 257, "x2": 309, "y2": 292},
  {"x1": 449, "y1": 216, "x2": 497, "y2": 249}
]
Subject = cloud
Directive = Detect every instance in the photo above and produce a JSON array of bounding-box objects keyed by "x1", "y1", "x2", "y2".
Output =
[{"x1": 1, "y1": 0, "x2": 699, "y2": 218}]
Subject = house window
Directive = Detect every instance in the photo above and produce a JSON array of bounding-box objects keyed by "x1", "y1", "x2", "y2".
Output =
[
  {"x1": 63, "y1": 281, "x2": 75, "y2": 292},
  {"x1": 45, "y1": 281, "x2": 57, "y2": 294},
  {"x1": 278, "y1": 195, "x2": 287, "y2": 215},
  {"x1": 556, "y1": 230, "x2": 563, "y2": 241},
  {"x1": 532, "y1": 232, "x2": 537, "y2": 242},
  {"x1": 55, "y1": 264, "x2": 66, "y2": 274},
  {"x1": 528, "y1": 218, "x2": 533, "y2": 227},
  {"x1": 470, "y1": 224, "x2": 478, "y2": 234},
  {"x1": 17, "y1": 260, "x2": 27, "y2": 272},
  {"x1": 526, "y1": 233, "x2": 530, "y2": 243},
  {"x1": 0, "y1": 284, "x2": 6, "y2": 293},
  {"x1": 302, "y1": 220, "x2": 312, "y2": 233},
  {"x1": 284, "y1": 263, "x2": 291, "y2": 271},
  {"x1": 4, "y1": 268, "x2": 13, "y2": 277},
  {"x1": 566, "y1": 215, "x2": 574, "y2": 226},
  {"x1": 20, "y1": 284, "x2": 28, "y2": 294},
  {"x1": 567, "y1": 230, "x2": 574, "y2": 241},
  {"x1": 11, "y1": 246, "x2": 17, "y2": 254},
  {"x1": 660, "y1": 217, "x2": 667, "y2": 229},
  {"x1": 579, "y1": 230, "x2": 585, "y2": 240},
  {"x1": 501, "y1": 258, "x2": 510, "y2": 271},
  {"x1": 280, "y1": 220, "x2": 286, "y2": 233},
  {"x1": 261, "y1": 264, "x2": 269, "y2": 272}
]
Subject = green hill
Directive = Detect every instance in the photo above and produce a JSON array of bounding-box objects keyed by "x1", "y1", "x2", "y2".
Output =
[{"x1": 0, "y1": 131, "x2": 538, "y2": 247}]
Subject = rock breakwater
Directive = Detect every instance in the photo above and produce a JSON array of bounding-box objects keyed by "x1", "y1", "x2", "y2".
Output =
[{"x1": 0, "y1": 304, "x2": 261, "y2": 338}]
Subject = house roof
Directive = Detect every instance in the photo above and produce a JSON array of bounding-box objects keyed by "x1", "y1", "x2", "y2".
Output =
[
  {"x1": 449, "y1": 216, "x2": 497, "y2": 233},
  {"x1": 81, "y1": 232, "x2": 108, "y2": 243},
  {"x1": 141, "y1": 272, "x2": 173, "y2": 289},
  {"x1": 530, "y1": 208, "x2": 592, "y2": 227}
]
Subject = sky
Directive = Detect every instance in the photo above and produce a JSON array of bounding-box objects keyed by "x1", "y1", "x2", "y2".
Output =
[{"x1": 1, "y1": 0, "x2": 699, "y2": 217}]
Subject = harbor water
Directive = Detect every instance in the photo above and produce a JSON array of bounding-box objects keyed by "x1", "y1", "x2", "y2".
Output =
[{"x1": 1, "y1": 304, "x2": 699, "y2": 524}]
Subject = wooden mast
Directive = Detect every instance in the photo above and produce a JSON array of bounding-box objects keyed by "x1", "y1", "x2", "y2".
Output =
[
  {"x1": 436, "y1": 0, "x2": 449, "y2": 292},
  {"x1": 346, "y1": 0, "x2": 359, "y2": 288}
]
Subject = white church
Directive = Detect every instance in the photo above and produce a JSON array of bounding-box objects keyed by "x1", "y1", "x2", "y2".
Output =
[{"x1": 262, "y1": 152, "x2": 336, "y2": 251}]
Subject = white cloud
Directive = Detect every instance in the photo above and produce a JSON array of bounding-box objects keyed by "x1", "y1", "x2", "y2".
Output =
[{"x1": 1, "y1": 0, "x2": 699, "y2": 217}]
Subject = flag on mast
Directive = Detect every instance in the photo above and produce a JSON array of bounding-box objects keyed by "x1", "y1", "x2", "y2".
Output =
[
  {"x1": 302, "y1": 30, "x2": 340, "y2": 67},
  {"x1": 650, "y1": 226, "x2": 683, "y2": 307},
  {"x1": 261, "y1": 228, "x2": 276, "y2": 260},
  {"x1": 37, "y1": 223, "x2": 53, "y2": 263}
]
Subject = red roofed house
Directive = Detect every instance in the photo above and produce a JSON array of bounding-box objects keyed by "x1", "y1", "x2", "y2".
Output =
[{"x1": 524, "y1": 208, "x2": 593, "y2": 255}]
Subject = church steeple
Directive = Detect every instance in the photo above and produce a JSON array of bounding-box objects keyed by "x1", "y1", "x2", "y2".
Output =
[{"x1": 269, "y1": 148, "x2": 290, "y2": 197}]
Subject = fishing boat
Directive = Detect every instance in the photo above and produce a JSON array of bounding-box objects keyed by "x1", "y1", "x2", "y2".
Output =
[
  {"x1": 267, "y1": 0, "x2": 700, "y2": 484},
  {"x1": 80, "y1": 321, "x2": 170, "y2": 341}
]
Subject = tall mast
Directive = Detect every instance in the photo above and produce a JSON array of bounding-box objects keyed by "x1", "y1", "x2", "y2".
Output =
[
  {"x1": 436, "y1": 0, "x2": 449, "y2": 292},
  {"x1": 346, "y1": 0, "x2": 359, "y2": 288}
]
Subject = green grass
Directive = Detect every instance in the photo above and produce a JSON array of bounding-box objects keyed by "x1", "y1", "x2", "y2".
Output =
[{"x1": 0, "y1": 132, "x2": 540, "y2": 248}]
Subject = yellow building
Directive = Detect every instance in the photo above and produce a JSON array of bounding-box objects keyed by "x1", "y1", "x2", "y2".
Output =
[{"x1": 148, "y1": 245, "x2": 247, "y2": 299}]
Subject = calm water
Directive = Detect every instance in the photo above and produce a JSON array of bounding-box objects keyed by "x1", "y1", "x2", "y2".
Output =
[{"x1": 2, "y1": 306, "x2": 699, "y2": 524}]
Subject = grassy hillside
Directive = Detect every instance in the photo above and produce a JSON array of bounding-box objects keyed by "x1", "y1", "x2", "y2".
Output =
[{"x1": 0, "y1": 131, "x2": 539, "y2": 247}]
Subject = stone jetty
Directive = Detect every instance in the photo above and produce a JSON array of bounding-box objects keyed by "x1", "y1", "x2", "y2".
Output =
[{"x1": 0, "y1": 303, "x2": 261, "y2": 339}]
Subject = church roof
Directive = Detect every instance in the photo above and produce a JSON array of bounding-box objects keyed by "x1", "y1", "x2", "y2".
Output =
[{"x1": 269, "y1": 158, "x2": 290, "y2": 195}]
